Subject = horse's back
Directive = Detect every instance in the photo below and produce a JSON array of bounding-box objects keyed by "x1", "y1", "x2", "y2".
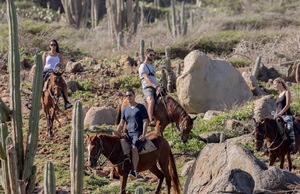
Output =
[{"x1": 146, "y1": 133, "x2": 170, "y2": 150}]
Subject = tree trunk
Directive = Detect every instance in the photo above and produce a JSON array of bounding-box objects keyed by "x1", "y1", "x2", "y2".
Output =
[{"x1": 61, "y1": 0, "x2": 88, "y2": 28}]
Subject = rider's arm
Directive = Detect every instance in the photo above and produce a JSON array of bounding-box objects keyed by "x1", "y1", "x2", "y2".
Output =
[
  {"x1": 142, "y1": 118, "x2": 148, "y2": 137},
  {"x1": 58, "y1": 53, "x2": 65, "y2": 64},
  {"x1": 113, "y1": 119, "x2": 125, "y2": 138}
]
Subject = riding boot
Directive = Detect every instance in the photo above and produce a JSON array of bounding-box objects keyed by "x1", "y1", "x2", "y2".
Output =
[{"x1": 288, "y1": 129, "x2": 297, "y2": 154}]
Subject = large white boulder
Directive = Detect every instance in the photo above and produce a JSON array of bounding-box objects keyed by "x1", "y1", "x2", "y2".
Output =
[{"x1": 177, "y1": 50, "x2": 253, "y2": 113}]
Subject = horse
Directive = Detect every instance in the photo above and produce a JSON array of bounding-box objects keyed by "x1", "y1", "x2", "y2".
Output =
[
  {"x1": 116, "y1": 93, "x2": 195, "y2": 143},
  {"x1": 87, "y1": 133, "x2": 181, "y2": 194},
  {"x1": 41, "y1": 71, "x2": 65, "y2": 137},
  {"x1": 253, "y1": 117, "x2": 300, "y2": 171}
]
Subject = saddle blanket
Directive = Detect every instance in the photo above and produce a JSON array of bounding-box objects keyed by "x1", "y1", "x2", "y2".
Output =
[{"x1": 120, "y1": 138, "x2": 157, "y2": 156}]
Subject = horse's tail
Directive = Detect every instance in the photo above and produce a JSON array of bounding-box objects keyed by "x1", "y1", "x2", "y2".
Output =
[{"x1": 169, "y1": 150, "x2": 181, "y2": 194}]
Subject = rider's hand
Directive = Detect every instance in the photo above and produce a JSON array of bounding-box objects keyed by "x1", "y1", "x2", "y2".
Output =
[
  {"x1": 139, "y1": 135, "x2": 146, "y2": 141},
  {"x1": 156, "y1": 86, "x2": 163, "y2": 93},
  {"x1": 113, "y1": 130, "x2": 121, "y2": 138}
]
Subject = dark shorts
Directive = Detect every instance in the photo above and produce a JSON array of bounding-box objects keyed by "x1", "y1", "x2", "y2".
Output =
[
  {"x1": 127, "y1": 132, "x2": 144, "y2": 150},
  {"x1": 142, "y1": 87, "x2": 156, "y2": 99}
]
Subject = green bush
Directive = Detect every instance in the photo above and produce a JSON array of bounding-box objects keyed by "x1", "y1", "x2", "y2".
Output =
[{"x1": 117, "y1": 75, "x2": 141, "y2": 90}]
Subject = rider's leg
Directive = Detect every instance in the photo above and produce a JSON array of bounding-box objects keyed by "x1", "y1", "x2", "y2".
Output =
[
  {"x1": 131, "y1": 146, "x2": 139, "y2": 173},
  {"x1": 61, "y1": 79, "x2": 72, "y2": 109},
  {"x1": 147, "y1": 95, "x2": 155, "y2": 126},
  {"x1": 284, "y1": 116, "x2": 297, "y2": 154}
]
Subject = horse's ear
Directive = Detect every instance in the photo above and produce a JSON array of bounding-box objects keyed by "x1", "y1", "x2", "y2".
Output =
[
  {"x1": 87, "y1": 134, "x2": 90, "y2": 139},
  {"x1": 191, "y1": 116, "x2": 197, "y2": 121}
]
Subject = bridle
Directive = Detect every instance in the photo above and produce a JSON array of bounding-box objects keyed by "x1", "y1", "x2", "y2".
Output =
[
  {"x1": 89, "y1": 136, "x2": 116, "y2": 166},
  {"x1": 254, "y1": 121, "x2": 285, "y2": 151}
]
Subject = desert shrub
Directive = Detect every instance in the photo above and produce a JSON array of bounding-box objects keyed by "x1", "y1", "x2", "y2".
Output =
[
  {"x1": 15, "y1": 1, "x2": 61, "y2": 23},
  {"x1": 117, "y1": 75, "x2": 141, "y2": 90},
  {"x1": 222, "y1": 17, "x2": 268, "y2": 30},
  {"x1": 78, "y1": 81, "x2": 95, "y2": 91}
]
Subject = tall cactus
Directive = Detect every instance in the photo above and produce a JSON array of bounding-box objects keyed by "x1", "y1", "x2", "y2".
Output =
[
  {"x1": 70, "y1": 101, "x2": 84, "y2": 194},
  {"x1": 44, "y1": 161, "x2": 56, "y2": 194},
  {"x1": 165, "y1": 46, "x2": 171, "y2": 72},
  {"x1": 140, "y1": 39, "x2": 145, "y2": 62},
  {"x1": 5, "y1": 0, "x2": 43, "y2": 193},
  {"x1": 7, "y1": 0, "x2": 24, "y2": 177}
]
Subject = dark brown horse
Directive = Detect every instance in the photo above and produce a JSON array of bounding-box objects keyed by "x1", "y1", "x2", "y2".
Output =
[
  {"x1": 87, "y1": 133, "x2": 181, "y2": 194},
  {"x1": 116, "y1": 94, "x2": 195, "y2": 142},
  {"x1": 253, "y1": 117, "x2": 300, "y2": 171},
  {"x1": 41, "y1": 72, "x2": 65, "y2": 137}
]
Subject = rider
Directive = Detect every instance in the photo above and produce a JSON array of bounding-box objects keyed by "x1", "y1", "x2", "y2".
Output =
[
  {"x1": 42, "y1": 39, "x2": 72, "y2": 110},
  {"x1": 113, "y1": 89, "x2": 149, "y2": 179},
  {"x1": 138, "y1": 48, "x2": 163, "y2": 126},
  {"x1": 273, "y1": 77, "x2": 296, "y2": 154}
]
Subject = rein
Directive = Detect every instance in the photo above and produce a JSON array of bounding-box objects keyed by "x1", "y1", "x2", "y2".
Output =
[
  {"x1": 264, "y1": 122, "x2": 286, "y2": 151},
  {"x1": 94, "y1": 136, "x2": 130, "y2": 168}
]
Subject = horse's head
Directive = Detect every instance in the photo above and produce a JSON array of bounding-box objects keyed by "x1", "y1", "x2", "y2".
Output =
[
  {"x1": 253, "y1": 118, "x2": 266, "y2": 151},
  {"x1": 87, "y1": 134, "x2": 103, "y2": 168},
  {"x1": 179, "y1": 115, "x2": 196, "y2": 143},
  {"x1": 48, "y1": 73, "x2": 63, "y2": 98}
]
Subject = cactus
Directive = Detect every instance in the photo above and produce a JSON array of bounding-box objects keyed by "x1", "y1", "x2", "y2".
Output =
[
  {"x1": 117, "y1": 31, "x2": 123, "y2": 50},
  {"x1": 7, "y1": 0, "x2": 24, "y2": 176},
  {"x1": 171, "y1": 0, "x2": 177, "y2": 37},
  {"x1": 176, "y1": 63, "x2": 181, "y2": 77},
  {"x1": 5, "y1": 136, "x2": 21, "y2": 193},
  {"x1": 181, "y1": 2, "x2": 187, "y2": 36},
  {"x1": 4, "y1": 0, "x2": 43, "y2": 193},
  {"x1": 161, "y1": 69, "x2": 167, "y2": 89},
  {"x1": 135, "y1": 186, "x2": 144, "y2": 194},
  {"x1": 140, "y1": 39, "x2": 145, "y2": 62},
  {"x1": 70, "y1": 101, "x2": 84, "y2": 194},
  {"x1": 165, "y1": 46, "x2": 171, "y2": 72},
  {"x1": 44, "y1": 161, "x2": 56, "y2": 194},
  {"x1": 0, "y1": 123, "x2": 10, "y2": 193}
]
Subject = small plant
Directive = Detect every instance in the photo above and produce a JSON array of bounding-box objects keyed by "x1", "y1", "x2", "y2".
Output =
[{"x1": 117, "y1": 75, "x2": 141, "y2": 90}]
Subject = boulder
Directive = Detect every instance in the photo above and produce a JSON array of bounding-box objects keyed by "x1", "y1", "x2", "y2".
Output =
[
  {"x1": 177, "y1": 50, "x2": 253, "y2": 114},
  {"x1": 184, "y1": 143, "x2": 300, "y2": 193},
  {"x1": 253, "y1": 95, "x2": 276, "y2": 122},
  {"x1": 84, "y1": 106, "x2": 117, "y2": 128}
]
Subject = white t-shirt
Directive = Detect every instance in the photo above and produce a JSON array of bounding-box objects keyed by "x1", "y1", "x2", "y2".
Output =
[
  {"x1": 44, "y1": 54, "x2": 60, "y2": 70},
  {"x1": 138, "y1": 63, "x2": 159, "y2": 89}
]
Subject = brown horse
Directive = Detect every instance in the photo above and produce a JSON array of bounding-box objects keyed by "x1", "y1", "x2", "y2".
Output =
[
  {"x1": 116, "y1": 94, "x2": 195, "y2": 142},
  {"x1": 41, "y1": 72, "x2": 65, "y2": 137},
  {"x1": 253, "y1": 117, "x2": 300, "y2": 171},
  {"x1": 87, "y1": 133, "x2": 181, "y2": 194}
]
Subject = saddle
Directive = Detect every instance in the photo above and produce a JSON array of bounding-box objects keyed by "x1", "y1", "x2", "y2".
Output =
[{"x1": 120, "y1": 138, "x2": 157, "y2": 156}]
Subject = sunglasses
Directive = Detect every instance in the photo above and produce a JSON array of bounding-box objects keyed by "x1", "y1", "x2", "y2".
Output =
[
  {"x1": 149, "y1": 54, "x2": 155, "y2": 57},
  {"x1": 50, "y1": 44, "x2": 57, "y2": 46},
  {"x1": 126, "y1": 94, "x2": 133, "y2": 97}
]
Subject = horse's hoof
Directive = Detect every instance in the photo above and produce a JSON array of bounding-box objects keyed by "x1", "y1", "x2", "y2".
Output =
[{"x1": 48, "y1": 131, "x2": 54, "y2": 137}]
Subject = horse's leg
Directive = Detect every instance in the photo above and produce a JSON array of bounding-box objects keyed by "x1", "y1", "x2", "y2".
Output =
[
  {"x1": 119, "y1": 174, "x2": 128, "y2": 194},
  {"x1": 149, "y1": 164, "x2": 164, "y2": 194},
  {"x1": 158, "y1": 160, "x2": 172, "y2": 194},
  {"x1": 286, "y1": 152, "x2": 292, "y2": 171},
  {"x1": 48, "y1": 108, "x2": 55, "y2": 137},
  {"x1": 269, "y1": 154, "x2": 276, "y2": 166},
  {"x1": 279, "y1": 155, "x2": 285, "y2": 169}
]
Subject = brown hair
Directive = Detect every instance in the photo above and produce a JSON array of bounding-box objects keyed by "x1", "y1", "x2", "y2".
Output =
[
  {"x1": 145, "y1": 48, "x2": 155, "y2": 55},
  {"x1": 274, "y1": 77, "x2": 288, "y2": 90}
]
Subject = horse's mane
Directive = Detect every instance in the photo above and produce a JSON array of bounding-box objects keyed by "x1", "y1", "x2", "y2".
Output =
[
  {"x1": 97, "y1": 133, "x2": 119, "y2": 144},
  {"x1": 162, "y1": 95, "x2": 189, "y2": 118}
]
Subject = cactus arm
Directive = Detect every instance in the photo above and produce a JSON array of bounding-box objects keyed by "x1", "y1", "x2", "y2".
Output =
[
  {"x1": 22, "y1": 54, "x2": 43, "y2": 181},
  {"x1": 5, "y1": 136, "x2": 21, "y2": 193},
  {"x1": 44, "y1": 161, "x2": 56, "y2": 194},
  {"x1": 70, "y1": 101, "x2": 84, "y2": 194},
  {"x1": 0, "y1": 123, "x2": 10, "y2": 194},
  {"x1": 7, "y1": 0, "x2": 24, "y2": 177}
]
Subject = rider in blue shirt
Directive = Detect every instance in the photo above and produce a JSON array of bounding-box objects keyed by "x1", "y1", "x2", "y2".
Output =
[{"x1": 113, "y1": 89, "x2": 149, "y2": 179}]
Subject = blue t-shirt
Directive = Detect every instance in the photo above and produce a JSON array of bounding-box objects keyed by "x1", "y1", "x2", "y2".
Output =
[{"x1": 121, "y1": 103, "x2": 148, "y2": 134}]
